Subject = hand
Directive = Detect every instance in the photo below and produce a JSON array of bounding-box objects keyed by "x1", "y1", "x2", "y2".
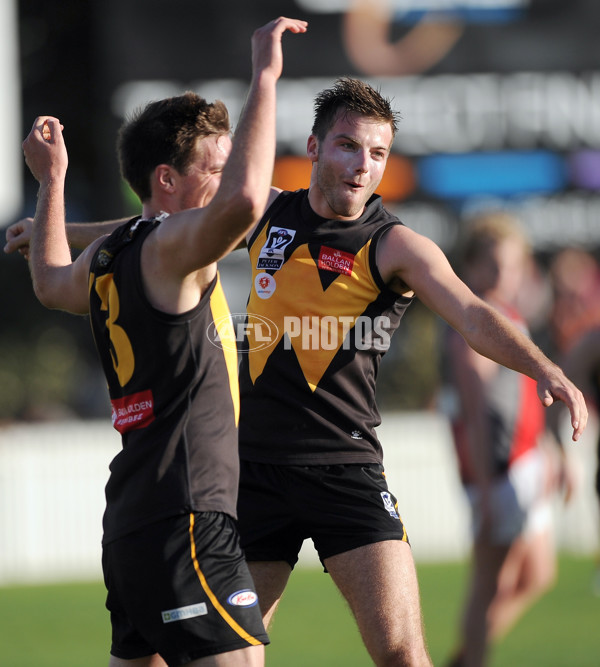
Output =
[
  {"x1": 4, "y1": 217, "x2": 33, "y2": 258},
  {"x1": 22, "y1": 116, "x2": 68, "y2": 186},
  {"x1": 537, "y1": 368, "x2": 588, "y2": 442},
  {"x1": 251, "y1": 16, "x2": 308, "y2": 81}
]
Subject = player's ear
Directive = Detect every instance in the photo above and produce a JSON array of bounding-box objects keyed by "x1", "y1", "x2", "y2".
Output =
[
  {"x1": 155, "y1": 164, "x2": 176, "y2": 193},
  {"x1": 307, "y1": 134, "x2": 319, "y2": 163}
]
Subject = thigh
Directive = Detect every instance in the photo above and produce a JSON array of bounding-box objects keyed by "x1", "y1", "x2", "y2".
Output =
[
  {"x1": 497, "y1": 528, "x2": 556, "y2": 595},
  {"x1": 467, "y1": 475, "x2": 525, "y2": 545},
  {"x1": 108, "y1": 647, "x2": 265, "y2": 667},
  {"x1": 105, "y1": 512, "x2": 268, "y2": 665},
  {"x1": 325, "y1": 541, "x2": 431, "y2": 666},
  {"x1": 248, "y1": 561, "x2": 293, "y2": 629},
  {"x1": 237, "y1": 461, "x2": 305, "y2": 568},
  {"x1": 308, "y1": 463, "x2": 409, "y2": 562}
]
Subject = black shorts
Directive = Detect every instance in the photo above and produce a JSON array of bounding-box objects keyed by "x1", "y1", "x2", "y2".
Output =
[
  {"x1": 102, "y1": 511, "x2": 269, "y2": 665},
  {"x1": 237, "y1": 461, "x2": 409, "y2": 570}
]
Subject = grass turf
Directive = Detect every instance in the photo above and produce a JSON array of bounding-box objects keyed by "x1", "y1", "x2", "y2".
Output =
[{"x1": 1, "y1": 555, "x2": 598, "y2": 666}]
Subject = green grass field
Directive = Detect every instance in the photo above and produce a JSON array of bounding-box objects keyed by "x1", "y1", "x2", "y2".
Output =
[{"x1": 1, "y1": 555, "x2": 598, "y2": 666}]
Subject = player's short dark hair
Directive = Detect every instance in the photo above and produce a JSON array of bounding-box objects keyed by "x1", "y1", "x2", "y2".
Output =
[
  {"x1": 311, "y1": 77, "x2": 400, "y2": 142},
  {"x1": 117, "y1": 91, "x2": 230, "y2": 202}
]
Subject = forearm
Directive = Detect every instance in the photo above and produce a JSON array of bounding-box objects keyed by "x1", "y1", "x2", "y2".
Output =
[
  {"x1": 67, "y1": 218, "x2": 127, "y2": 249},
  {"x1": 461, "y1": 301, "x2": 556, "y2": 381},
  {"x1": 214, "y1": 18, "x2": 305, "y2": 231},
  {"x1": 30, "y1": 179, "x2": 72, "y2": 306},
  {"x1": 218, "y1": 68, "x2": 278, "y2": 223}
]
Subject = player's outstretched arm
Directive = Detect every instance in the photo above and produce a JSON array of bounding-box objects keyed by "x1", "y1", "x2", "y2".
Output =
[
  {"x1": 24, "y1": 116, "x2": 94, "y2": 314},
  {"x1": 4, "y1": 216, "x2": 127, "y2": 259},
  {"x1": 4, "y1": 217, "x2": 33, "y2": 258},
  {"x1": 154, "y1": 17, "x2": 308, "y2": 275},
  {"x1": 379, "y1": 224, "x2": 588, "y2": 442}
]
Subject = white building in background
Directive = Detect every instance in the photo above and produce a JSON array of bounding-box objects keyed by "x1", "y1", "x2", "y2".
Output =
[
  {"x1": 0, "y1": 412, "x2": 597, "y2": 585},
  {"x1": 0, "y1": 0, "x2": 22, "y2": 227}
]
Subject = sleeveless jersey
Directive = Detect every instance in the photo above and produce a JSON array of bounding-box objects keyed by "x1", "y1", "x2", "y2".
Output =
[
  {"x1": 88, "y1": 216, "x2": 240, "y2": 544},
  {"x1": 238, "y1": 190, "x2": 413, "y2": 465},
  {"x1": 451, "y1": 301, "x2": 545, "y2": 484}
]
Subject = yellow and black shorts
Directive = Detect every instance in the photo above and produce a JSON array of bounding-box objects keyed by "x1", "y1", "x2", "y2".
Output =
[
  {"x1": 103, "y1": 511, "x2": 268, "y2": 664},
  {"x1": 237, "y1": 461, "x2": 409, "y2": 570}
]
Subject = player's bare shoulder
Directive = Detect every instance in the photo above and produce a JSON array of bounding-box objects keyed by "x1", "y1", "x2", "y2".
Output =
[{"x1": 375, "y1": 223, "x2": 421, "y2": 294}]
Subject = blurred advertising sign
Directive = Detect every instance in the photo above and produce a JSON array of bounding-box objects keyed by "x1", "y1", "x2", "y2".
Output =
[{"x1": 100, "y1": 0, "x2": 600, "y2": 250}]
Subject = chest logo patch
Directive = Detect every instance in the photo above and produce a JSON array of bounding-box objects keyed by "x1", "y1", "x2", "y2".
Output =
[
  {"x1": 256, "y1": 227, "x2": 296, "y2": 270},
  {"x1": 318, "y1": 246, "x2": 355, "y2": 276},
  {"x1": 254, "y1": 272, "x2": 276, "y2": 299}
]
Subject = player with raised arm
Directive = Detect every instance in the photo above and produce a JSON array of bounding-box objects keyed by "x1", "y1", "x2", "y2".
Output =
[{"x1": 20, "y1": 17, "x2": 307, "y2": 667}]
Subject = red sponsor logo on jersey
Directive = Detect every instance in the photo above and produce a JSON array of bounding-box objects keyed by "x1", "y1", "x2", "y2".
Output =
[
  {"x1": 111, "y1": 389, "x2": 155, "y2": 433},
  {"x1": 318, "y1": 246, "x2": 355, "y2": 276}
]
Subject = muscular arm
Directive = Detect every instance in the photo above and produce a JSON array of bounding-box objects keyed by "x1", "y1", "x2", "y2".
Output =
[
  {"x1": 4, "y1": 216, "x2": 127, "y2": 257},
  {"x1": 153, "y1": 19, "x2": 306, "y2": 276},
  {"x1": 24, "y1": 117, "x2": 97, "y2": 314},
  {"x1": 378, "y1": 224, "x2": 588, "y2": 440},
  {"x1": 67, "y1": 219, "x2": 128, "y2": 248}
]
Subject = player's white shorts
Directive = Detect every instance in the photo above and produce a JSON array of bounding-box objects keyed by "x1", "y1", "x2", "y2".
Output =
[{"x1": 465, "y1": 448, "x2": 553, "y2": 545}]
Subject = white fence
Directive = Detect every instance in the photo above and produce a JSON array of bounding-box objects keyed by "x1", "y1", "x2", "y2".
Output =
[{"x1": 0, "y1": 412, "x2": 598, "y2": 585}]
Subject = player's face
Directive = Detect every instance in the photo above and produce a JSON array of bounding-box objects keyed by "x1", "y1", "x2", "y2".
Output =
[
  {"x1": 308, "y1": 111, "x2": 393, "y2": 220},
  {"x1": 491, "y1": 237, "x2": 527, "y2": 302},
  {"x1": 177, "y1": 134, "x2": 232, "y2": 210},
  {"x1": 470, "y1": 237, "x2": 526, "y2": 302}
]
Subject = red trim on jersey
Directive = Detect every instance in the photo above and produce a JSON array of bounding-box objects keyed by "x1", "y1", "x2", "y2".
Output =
[{"x1": 509, "y1": 374, "x2": 544, "y2": 464}]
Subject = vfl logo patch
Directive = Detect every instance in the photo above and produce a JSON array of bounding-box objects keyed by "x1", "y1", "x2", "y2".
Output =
[
  {"x1": 318, "y1": 246, "x2": 355, "y2": 276},
  {"x1": 381, "y1": 491, "x2": 400, "y2": 520},
  {"x1": 257, "y1": 227, "x2": 296, "y2": 270},
  {"x1": 228, "y1": 589, "x2": 259, "y2": 607},
  {"x1": 161, "y1": 602, "x2": 208, "y2": 624}
]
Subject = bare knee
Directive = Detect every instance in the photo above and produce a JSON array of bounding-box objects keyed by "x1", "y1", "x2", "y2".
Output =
[
  {"x1": 527, "y1": 557, "x2": 556, "y2": 597},
  {"x1": 373, "y1": 642, "x2": 432, "y2": 667}
]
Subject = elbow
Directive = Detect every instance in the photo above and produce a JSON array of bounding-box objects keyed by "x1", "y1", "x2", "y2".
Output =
[
  {"x1": 226, "y1": 189, "x2": 266, "y2": 231},
  {"x1": 235, "y1": 188, "x2": 266, "y2": 222},
  {"x1": 32, "y1": 270, "x2": 65, "y2": 310},
  {"x1": 33, "y1": 281, "x2": 59, "y2": 310}
]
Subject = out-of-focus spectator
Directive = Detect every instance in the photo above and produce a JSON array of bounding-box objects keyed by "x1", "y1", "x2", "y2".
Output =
[
  {"x1": 548, "y1": 247, "x2": 600, "y2": 357},
  {"x1": 445, "y1": 212, "x2": 576, "y2": 667},
  {"x1": 548, "y1": 325, "x2": 600, "y2": 594}
]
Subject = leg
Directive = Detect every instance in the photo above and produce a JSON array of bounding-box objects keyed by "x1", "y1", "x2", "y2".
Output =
[
  {"x1": 488, "y1": 529, "x2": 556, "y2": 640},
  {"x1": 188, "y1": 645, "x2": 265, "y2": 666},
  {"x1": 248, "y1": 560, "x2": 293, "y2": 629},
  {"x1": 459, "y1": 541, "x2": 509, "y2": 667},
  {"x1": 325, "y1": 540, "x2": 432, "y2": 667},
  {"x1": 109, "y1": 646, "x2": 265, "y2": 666},
  {"x1": 109, "y1": 656, "x2": 166, "y2": 667},
  {"x1": 458, "y1": 530, "x2": 556, "y2": 667}
]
